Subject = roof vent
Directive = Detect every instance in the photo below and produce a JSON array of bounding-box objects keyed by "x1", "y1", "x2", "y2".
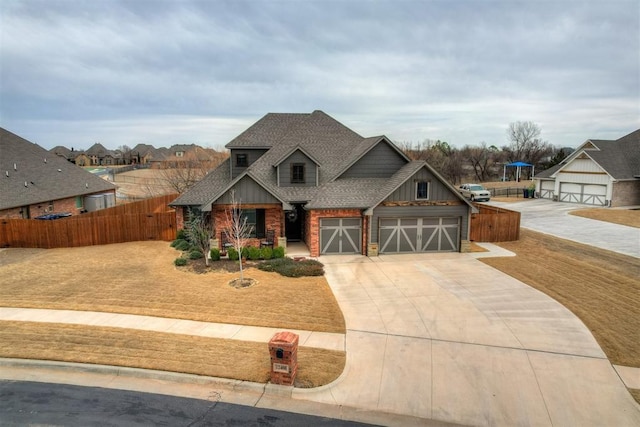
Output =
[
  {"x1": 5, "y1": 171, "x2": 8, "y2": 177},
  {"x1": 24, "y1": 181, "x2": 28, "y2": 187},
  {"x1": 44, "y1": 158, "x2": 47, "y2": 163},
  {"x1": 58, "y1": 169, "x2": 62, "y2": 172},
  {"x1": 14, "y1": 163, "x2": 17, "y2": 171}
]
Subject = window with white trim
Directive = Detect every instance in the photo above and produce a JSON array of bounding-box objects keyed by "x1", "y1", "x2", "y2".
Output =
[{"x1": 416, "y1": 181, "x2": 430, "y2": 200}]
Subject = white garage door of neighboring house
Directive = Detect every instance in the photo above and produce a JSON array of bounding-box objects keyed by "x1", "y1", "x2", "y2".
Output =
[
  {"x1": 559, "y1": 183, "x2": 607, "y2": 206},
  {"x1": 540, "y1": 181, "x2": 555, "y2": 199},
  {"x1": 320, "y1": 218, "x2": 362, "y2": 254},
  {"x1": 379, "y1": 217, "x2": 459, "y2": 253}
]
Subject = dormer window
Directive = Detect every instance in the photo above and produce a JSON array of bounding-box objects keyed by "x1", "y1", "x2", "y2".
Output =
[
  {"x1": 291, "y1": 163, "x2": 305, "y2": 184},
  {"x1": 236, "y1": 154, "x2": 248, "y2": 167}
]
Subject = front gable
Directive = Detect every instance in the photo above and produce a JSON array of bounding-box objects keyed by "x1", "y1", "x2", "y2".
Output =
[
  {"x1": 276, "y1": 148, "x2": 319, "y2": 187},
  {"x1": 384, "y1": 167, "x2": 464, "y2": 204},
  {"x1": 212, "y1": 175, "x2": 281, "y2": 206}
]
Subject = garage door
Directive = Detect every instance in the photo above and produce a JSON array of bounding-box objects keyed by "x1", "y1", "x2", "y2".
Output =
[
  {"x1": 540, "y1": 181, "x2": 554, "y2": 199},
  {"x1": 379, "y1": 217, "x2": 459, "y2": 253},
  {"x1": 559, "y1": 183, "x2": 606, "y2": 205},
  {"x1": 320, "y1": 218, "x2": 362, "y2": 254}
]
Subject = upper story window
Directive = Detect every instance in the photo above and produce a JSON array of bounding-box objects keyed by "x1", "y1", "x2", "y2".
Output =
[
  {"x1": 236, "y1": 154, "x2": 248, "y2": 167},
  {"x1": 175, "y1": 151, "x2": 184, "y2": 157},
  {"x1": 416, "y1": 181, "x2": 430, "y2": 200},
  {"x1": 291, "y1": 163, "x2": 305, "y2": 183}
]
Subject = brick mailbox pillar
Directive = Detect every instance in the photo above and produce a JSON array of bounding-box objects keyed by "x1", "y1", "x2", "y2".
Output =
[{"x1": 268, "y1": 331, "x2": 299, "y2": 386}]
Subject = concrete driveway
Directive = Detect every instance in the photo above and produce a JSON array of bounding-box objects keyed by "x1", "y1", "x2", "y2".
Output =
[
  {"x1": 489, "y1": 199, "x2": 640, "y2": 258},
  {"x1": 294, "y1": 252, "x2": 640, "y2": 426}
]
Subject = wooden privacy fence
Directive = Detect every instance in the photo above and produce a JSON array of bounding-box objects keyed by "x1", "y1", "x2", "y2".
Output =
[
  {"x1": 0, "y1": 194, "x2": 178, "y2": 249},
  {"x1": 469, "y1": 204, "x2": 520, "y2": 242}
]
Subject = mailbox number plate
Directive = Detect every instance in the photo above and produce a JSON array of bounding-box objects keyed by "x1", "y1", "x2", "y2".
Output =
[{"x1": 273, "y1": 363, "x2": 289, "y2": 373}]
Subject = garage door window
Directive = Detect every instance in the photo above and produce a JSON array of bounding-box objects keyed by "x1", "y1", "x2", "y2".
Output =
[{"x1": 416, "y1": 181, "x2": 429, "y2": 200}]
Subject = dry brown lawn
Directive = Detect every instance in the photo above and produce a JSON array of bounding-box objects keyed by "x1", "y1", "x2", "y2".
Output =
[
  {"x1": 0, "y1": 321, "x2": 343, "y2": 387},
  {"x1": 481, "y1": 229, "x2": 640, "y2": 368},
  {"x1": 0, "y1": 242, "x2": 345, "y2": 333},
  {"x1": 0, "y1": 242, "x2": 346, "y2": 386}
]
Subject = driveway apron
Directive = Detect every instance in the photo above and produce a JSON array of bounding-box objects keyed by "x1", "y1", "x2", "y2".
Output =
[{"x1": 294, "y1": 253, "x2": 640, "y2": 426}]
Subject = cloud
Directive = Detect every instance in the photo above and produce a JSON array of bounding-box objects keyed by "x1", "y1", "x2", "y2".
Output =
[{"x1": 1, "y1": 0, "x2": 638, "y2": 150}]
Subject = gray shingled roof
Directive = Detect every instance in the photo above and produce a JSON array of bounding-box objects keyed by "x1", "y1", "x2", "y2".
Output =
[
  {"x1": 536, "y1": 129, "x2": 639, "y2": 180},
  {"x1": 172, "y1": 111, "x2": 464, "y2": 211},
  {"x1": 0, "y1": 128, "x2": 116, "y2": 211}
]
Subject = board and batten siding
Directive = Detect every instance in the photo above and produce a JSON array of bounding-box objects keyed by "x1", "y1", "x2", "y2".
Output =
[
  {"x1": 230, "y1": 149, "x2": 268, "y2": 178},
  {"x1": 277, "y1": 150, "x2": 318, "y2": 187},
  {"x1": 340, "y1": 142, "x2": 407, "y2": 179},
  {"x1": 216, "y1": 176, "x2": 280, "y2": 204},
  {"x1": 385, "y1": 168, "x2": 458, "y2": 202},
  {"x1": 371, "y1": 205, "x2": 469, "y2": 243}
]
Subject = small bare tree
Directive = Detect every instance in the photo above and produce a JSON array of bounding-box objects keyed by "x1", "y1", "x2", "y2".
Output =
[
  {"x1": 184, "y1": 208, "x2": 213, "y2": 266},
  {"x1": 222, "y1": 191, "x2": 254, "y2": 281}
]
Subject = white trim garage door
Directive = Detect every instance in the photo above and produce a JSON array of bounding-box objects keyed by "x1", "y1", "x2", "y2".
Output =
[
  {"x1": 319, "y1": 218, "x2": 362, "y2": 254},
  {"x1": 379, "y1": 217, "x2": 459, "y2": 253},
  {"x1": 540, "y1": 180, "x2": 554, "y2": 199},
  {"x1": 559, "y1": 183, "x2": 606, "y2": 205}
]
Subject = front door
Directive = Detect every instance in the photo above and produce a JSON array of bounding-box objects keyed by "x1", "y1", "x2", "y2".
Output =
[{"x1": 285, "y1": 204, "x2": 305, "y2": 242}]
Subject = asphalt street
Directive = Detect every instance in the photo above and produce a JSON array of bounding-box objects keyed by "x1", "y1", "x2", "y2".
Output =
[{"x1": 0, "y1": 380, "x2": 378, "y2": 427}]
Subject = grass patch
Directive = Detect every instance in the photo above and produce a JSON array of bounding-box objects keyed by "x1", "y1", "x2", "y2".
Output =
[
  {"x1": 0, "y1": 321, "x2": 345, "y2": 387},
  {"x1": 481, "y1": 229, "x2": 640, "y2": 367},
  {"x1": 0, "y1": 241, "x2": 345, "y2": 334}
]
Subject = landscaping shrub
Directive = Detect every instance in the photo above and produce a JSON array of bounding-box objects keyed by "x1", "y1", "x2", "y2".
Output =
[
  {"x1": 258, "y1": 257, "x2": 324, "y2": 277},
  {"x1": 174, "y1": 257, "x2": 188, "y2": 266},
  {"x1": 241, "y1": 247, "x2": 250, "y2": 260},
  {"x1": 176, "y1": 229, "x2": 187, "y2": 240},
  {"x1": 210, "y1": 248, "x2": 221, "y2": 261},
  {"x1": 227, "y1": 247, "x2": 239, "y2": 261},
  {"x1": 273, "y1": 246, "x2": 285, "y2": 259},
  {"x1": 174, "y1": 239, "x2": 191, "y2": 251},
  {"x1": 260, "y1": 246, "x2": 273, "y2": 260},
  {"x1": 189, "y1": 250, "x2": 203, "y2": 260},
  {"x1": 247, "y1": 246, "x2": 261, "y2": 261}
]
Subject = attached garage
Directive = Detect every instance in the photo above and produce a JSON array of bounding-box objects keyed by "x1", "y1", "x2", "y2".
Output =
[
  {"x1": 539, "y1": 180, "x2": 555, "y2": 199},
  {"x1": 378, "y1": 217, "x2": 460, "y2": 253},
  {"x1": 319, "y1": 218, "x2": 362, "y2": 254},
  {"x1": 559, "y1": 183, "x2": 606, "y2": 206}
]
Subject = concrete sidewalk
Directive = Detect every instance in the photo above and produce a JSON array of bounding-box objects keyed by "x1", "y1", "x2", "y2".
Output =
[{"x1": 0, "y1": 308, "x2": 345, "y2": 352}]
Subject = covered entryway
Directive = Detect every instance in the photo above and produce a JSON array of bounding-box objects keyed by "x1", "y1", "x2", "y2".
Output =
[
  {"x1": 319, "y1": 218, "x2": 362, "y2": 254},
  {"x1": 379, "y1": 217, "x2": 459, "y2": 253},
  {"x1": 559, "y1": 183, "x2": 606, "y2": 205}
]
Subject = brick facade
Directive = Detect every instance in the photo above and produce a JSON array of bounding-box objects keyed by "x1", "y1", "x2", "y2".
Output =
[
  {"x1": 211, "y1": 204, "x2": 283, "y2": 250},
  {"x1": 306, "y1": 208, "x2": 367, "y2": 257},
  {"x1": 0, "y1": 191, "x2": 115, "y2": 219}
]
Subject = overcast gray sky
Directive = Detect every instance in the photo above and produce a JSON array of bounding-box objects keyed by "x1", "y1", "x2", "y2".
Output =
[{"x1": 1, "y1": 0, "x2": 638, "y2": 151}]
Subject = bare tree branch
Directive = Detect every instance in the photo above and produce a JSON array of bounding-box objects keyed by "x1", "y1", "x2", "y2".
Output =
[{"x1": 222, "y1": 191, "x2": 254, "y2": 280}]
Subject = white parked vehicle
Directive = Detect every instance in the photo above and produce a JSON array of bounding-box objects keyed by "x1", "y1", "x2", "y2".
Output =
[{"x1": 459, "y1": 184, "x2": 491, "y2": 202}]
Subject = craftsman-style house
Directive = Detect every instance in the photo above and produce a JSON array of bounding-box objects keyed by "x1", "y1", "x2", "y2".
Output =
[
  {"x1": 535, "y1": 129, "x2": 640, "y2": 207},
  {"x1": 171, "y1": 111, "x2": 475, "y2": 257}
]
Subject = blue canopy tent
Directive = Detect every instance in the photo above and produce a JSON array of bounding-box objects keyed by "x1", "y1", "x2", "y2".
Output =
[{"x1": 503, "y1": 161, "x2": 534, "y2": 182}]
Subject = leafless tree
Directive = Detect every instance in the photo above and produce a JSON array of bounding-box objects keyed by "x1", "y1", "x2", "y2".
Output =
[
  {"x1": 184, "y1": 208, "x2": 213, "y2": 266},
  {"x1": 222, "y1": 191, "x2": 254, "y2": 281},
  {"x1": 504, "y1": 122, "x2": 553, "y2": 178},
  {"x1": 462, "y1": 142, "x2": 502, "y2": 182}
]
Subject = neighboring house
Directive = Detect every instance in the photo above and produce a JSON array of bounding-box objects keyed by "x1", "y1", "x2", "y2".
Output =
[
  {"x1": 171, "y1": 111, "x2": 475, "y2": 257},
  {"x1": 85, "y1": 142, "x2": 113, "y2": 166},
  {"x1": 0, "y1": 128, "x2": 117, "y2": 219},
  {"x1": 534, "y1": 129, "x2": 640, "y2": 207}
]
